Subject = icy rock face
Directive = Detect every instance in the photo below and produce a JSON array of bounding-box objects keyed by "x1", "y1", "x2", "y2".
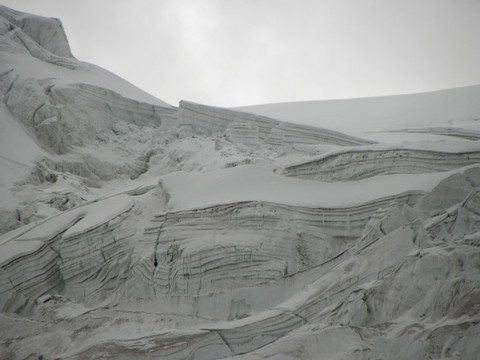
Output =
[
  {"x1": 1, "y1": 5, "x2": 480, "y2": 360},
  {"x1": 0, "y1": 5, "x2": 75, "y2": 70},
  {"x1": 0, "y1": 5, "x2": 73, "y2": 58}
]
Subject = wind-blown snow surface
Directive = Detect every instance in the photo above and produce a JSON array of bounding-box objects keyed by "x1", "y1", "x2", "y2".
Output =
[{"x1": 1, "y1": 6, "x2": 480, "y2": 360}]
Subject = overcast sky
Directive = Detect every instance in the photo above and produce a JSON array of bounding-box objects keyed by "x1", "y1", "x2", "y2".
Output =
[{"x1": 3, "y1": 0, "x2": 480, "y2": 107}]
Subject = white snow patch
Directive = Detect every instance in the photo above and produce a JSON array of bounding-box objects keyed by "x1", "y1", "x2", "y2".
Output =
[
  {"x1": 0, "y1": 238, "x2": 43, "y2": 265},
  {"x1": 237, "y1": 85, "x2": 480, "y2": 139},
  {"x1": 0, "y1": 104, "x2": 47, "y2": 207},
  {"x1": 161, "y1": 164, "x2": 457, "y2": 211},
  {"x1": 62, "y1": 194, "x2": 134, "y2": 239}
]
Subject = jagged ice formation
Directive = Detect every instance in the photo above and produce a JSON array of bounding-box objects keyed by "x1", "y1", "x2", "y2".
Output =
[{"x1": 1, "y1": 5, "x2": 480, "y2": 360}]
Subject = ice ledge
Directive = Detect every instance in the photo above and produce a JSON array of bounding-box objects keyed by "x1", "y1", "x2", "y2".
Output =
[{"x1": 0, "y1": 194, "x2": 134, "y2": 266}]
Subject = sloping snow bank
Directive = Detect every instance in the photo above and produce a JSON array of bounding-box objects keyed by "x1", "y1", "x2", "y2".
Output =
[
  {"x1": 160, "y1": 164, "x2": 459, "y2": 211},
  {"x1": 236, "y1": 85, "x2": 480, "y2": 138}
]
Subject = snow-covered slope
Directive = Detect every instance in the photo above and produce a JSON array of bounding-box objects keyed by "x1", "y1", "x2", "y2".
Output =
[
  {"x1": 0, "y1": 4, "x2": 176, "y2": 233},
  {"x1": 1, "y1": 5, "x2": 480, "y2": 360},
  {"x1": 236, "y1": 85, "x2": 480, "y2": 141}
]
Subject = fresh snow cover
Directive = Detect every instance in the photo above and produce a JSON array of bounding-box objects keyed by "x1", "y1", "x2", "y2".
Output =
[
  {"x1": 15, "y1": 194, "x2": 134, "y2": 241},
  {"x1": 161, "y1": 164, "x2": 456, "y2": 211},
  {"x1": 1, "y1": 5, "x2": 480, "y2": 360},
  {"x1": 0, "y1": 194, "x2": 133, "y2": 265},
  {"x1": 0, "y1": 104, "x2": 47, "y2": 199},
  {"x1": 236, "y1": 85, "x2": 480, "y2": 138},
  {"x1": 0, "y1": 238, "x2": 43, "y2": 265},
  {"x1": 0, "y1": 41, "x2": 172, "y2": 108}
]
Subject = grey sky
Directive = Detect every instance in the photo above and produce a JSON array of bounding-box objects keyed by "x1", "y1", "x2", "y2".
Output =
[{"x1": 3, "y1": 0, "x2": 480, "y2": 107}]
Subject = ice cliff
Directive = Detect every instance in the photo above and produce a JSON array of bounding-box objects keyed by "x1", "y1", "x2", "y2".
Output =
[{"x1": 1, "y1": 6, "x2": 480, "y2": 360}]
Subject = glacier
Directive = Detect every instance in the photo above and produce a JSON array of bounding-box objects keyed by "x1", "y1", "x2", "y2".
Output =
[{"x1": 1, "y1": 5, "x2": 480, "y2": 360}]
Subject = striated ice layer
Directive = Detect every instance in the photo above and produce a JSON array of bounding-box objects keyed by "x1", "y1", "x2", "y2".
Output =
[
  {"x1": 1, "y1": 5, "x2": 480, "y2": 360},
  {"x1": 195, "y1": 186, "x2": 480, "y2": 359},
  {"x1": 1, "y1": 173, "x2": 475, "y2": 359},
  {"x1": 390, "y1": 127, "x2": 480, "y2": 140},
  {"x1": 0, "y1": 195, "x2": 136, "y2": 313},
  {"x1": 129, "y1": 193, "x2": 420, "y2": 299},
  {"x1": 0, "y1": 4, "x2": 74, "y2": 66},
  {"x1": 0, "y1": 5, "x2": 178, "y2": 235},
  {"x1": 1, "y1": 73, "x2": 177, "y2": 154},
  {"x1": 178, "y1": 100, "x2": 374, "y2": 146},
  {"x1": 284, "y1": 148, "x2": 480, "y2": 181},
  {"x1": 0, "y1": 5, "x2": 73, "y2": 58}
]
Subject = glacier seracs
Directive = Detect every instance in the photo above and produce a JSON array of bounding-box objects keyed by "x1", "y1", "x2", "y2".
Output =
[{"x1": 1, "y1": 5, "x2": 480, "y2": 360}]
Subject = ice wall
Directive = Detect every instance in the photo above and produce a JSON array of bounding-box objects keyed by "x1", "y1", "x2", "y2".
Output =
[
  {"x1": 178, "y1": 100, "x2": 375, "y2": 146},
  {"x1": 1, "y1": 5, "x2": 480, "y2": 360},
  {"x1": 0, "y1": 5, "x2": 73, "y2": 58},
  {"x1": 284, "y1": 148, "x2": 480, "y2": 181}
]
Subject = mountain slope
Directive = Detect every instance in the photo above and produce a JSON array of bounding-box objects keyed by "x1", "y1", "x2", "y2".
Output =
[
  {"x1": 0, "y1": 5, "x2": 480, "y2": 360},
  {"x1": 236, "y1": 85, "x2": 480, "y2": 141}
]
